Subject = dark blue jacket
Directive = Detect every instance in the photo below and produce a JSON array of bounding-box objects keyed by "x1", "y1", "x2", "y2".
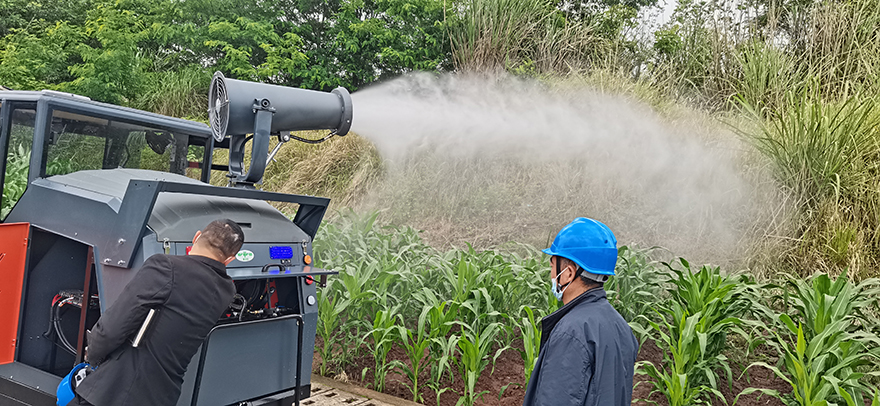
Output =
[{"x1": 522, "y1": 288, "x2": 638, "y2": 406}]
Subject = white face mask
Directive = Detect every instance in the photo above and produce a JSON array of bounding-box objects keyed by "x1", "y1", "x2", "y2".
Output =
[{"x1": 551, "y1": 268, "x2": 572, "y2": 301}]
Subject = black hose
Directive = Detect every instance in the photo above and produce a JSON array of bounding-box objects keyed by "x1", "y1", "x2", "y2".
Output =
[
  {"x1": 288, "y1": 132, "x2": 336, "y2": 144},
  {"x1": 53, "y1": 299, "x2": 77, "y2": 354}
]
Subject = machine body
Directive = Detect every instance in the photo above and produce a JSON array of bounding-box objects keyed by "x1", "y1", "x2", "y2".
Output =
[{"x1": 0, "y1": 78, "x2": 349, "y2": 405}]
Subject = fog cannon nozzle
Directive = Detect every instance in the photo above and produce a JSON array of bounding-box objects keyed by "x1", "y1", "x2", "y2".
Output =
[
  {"x1": 209, "y1": 72, "x2": 353, "y2": 142},
  {"x1": 208, "y1": 72, "x2": 354, "y2": 187}
]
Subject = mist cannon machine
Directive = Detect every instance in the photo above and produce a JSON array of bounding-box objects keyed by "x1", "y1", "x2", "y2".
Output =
[
  {"x1": 0, "y1": 75, "x2": 354, "y2": 405},
  {"x1": 209, "y1": 72, "x2": 353, "y2": 187}
]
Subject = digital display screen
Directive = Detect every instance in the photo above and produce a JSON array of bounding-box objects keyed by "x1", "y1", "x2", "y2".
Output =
[{"x1": 269, "y1": 246, "x2": 294, "y2": 260}]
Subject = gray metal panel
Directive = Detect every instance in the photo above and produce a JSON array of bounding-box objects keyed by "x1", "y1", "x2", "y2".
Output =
[
  {"x1": 45, "y1": 169, "x2": 312, "y2": 243},
  {"x1": 149, "y1": 193, "x2": 301, "y2": 243},
  {"x1": 191, "y1": 317, "x2": 302, "y2": 406},
  {"x1": 46, "y1": 168, "x2": 200, "y2": 199},
  {"x1": 6, "y1": 175, "x2": 123, "y2": 258},
  {"x1": 226, "y1": 265, "x2": 336, "y2": 280},
  {"x1": 93, "y1": 234, "x2": 164, "y2": 313},
  {"x1": 0, "y1": 361, "x2": 62, "y2": 395},
  {"x1": 298, "y1": 279, "x2": 319, "y2": 388}
]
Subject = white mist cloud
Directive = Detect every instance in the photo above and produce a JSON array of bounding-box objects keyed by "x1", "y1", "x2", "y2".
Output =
[{"x1": 350, "y1": 73, "x2": 776, "y2": 263}]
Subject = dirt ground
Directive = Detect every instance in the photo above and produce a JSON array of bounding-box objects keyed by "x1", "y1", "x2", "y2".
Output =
[{"x1": 313, "y1": 338, "x2": 791, "y2": 406}]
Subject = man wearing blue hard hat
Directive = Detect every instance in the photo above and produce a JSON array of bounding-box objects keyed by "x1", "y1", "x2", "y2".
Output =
[{"x1": 522, "y1": 218, "x2": 638, "y2": 406}]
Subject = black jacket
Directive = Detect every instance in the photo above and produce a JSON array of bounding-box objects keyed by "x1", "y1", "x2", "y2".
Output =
[
  {"x1": 76, "y1": 254, "x2": 236, "y2": 406},
  {"x1": 522, "y1": 288, "x2": 638, "y2": 406}
]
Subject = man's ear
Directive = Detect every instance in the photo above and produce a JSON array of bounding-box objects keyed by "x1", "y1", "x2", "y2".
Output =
[
  {"x1": 562, "y1": 262, "x2": 577, "y2": 284},
  {"x1": 223, "y1": 256, "x2": 235, "y2": 266},
  {"x1": 192, "y1": 230, "x2": 202, "y2": 245}
]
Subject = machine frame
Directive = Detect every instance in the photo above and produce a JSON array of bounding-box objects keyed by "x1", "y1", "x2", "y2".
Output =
[{"x1": 0, "y1": 89, "x2": 336, "y2": 406}]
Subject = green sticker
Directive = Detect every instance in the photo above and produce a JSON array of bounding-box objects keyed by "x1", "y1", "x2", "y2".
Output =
[{"x1": 235, "y1": 250, "x2": 254, "y2": 262}]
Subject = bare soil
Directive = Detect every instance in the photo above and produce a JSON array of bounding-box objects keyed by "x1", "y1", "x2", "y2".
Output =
[{"x1": 313, "y1": 337, "x2": 791, "y2": 406}]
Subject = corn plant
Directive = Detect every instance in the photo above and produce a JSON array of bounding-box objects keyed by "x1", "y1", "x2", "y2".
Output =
[
  {"x1": 839, "y1": 388, "x2": 880, "y2": 406},
  {"x1": 362, "y1": 306, "x2": 400, "y2": 392},
  {"x1": 456, "y1": 322, "x2": 503, "y2": 406},
  {"x1": 427, "y1": 334, "x2": 460, "y2": 406},
  {"x1": 459, "y1": 288, "x2": 505, "y2": 341},
  {"x1": 636, "y1": 306, "x2": 733, "y2": 406},
  {"x1": 779, "y1": 273, "x2": 880, "y2": 338},
  {"x1": 664, "y1": 259, "x2": 754, "y2": 362},
  {"x1": 739, "y1": 317, "x2": 880, "y2": 406},
  {"x1": 739, "y1": 273, "x2": 880, "y2": 406},
  {"x1": 415, "y1": 289, "x2": 460, "y2": 341},
  {"x1": 636, "y1": 260, "x2": 753, "y2": 405},
  {"x1": 606, "y1": 246, "x2": 666, "y2": 325},
  {"x1": 390, "y1": 304, "x2": 436, "y2": 403},
  {"x1": 514, "y1": 305, "x2": 541, "y2": 386},
  {"x1": 438, "y1": 256, "x2": 490, "y2": 304},
  {"x1": 337, "y1": 262, "x2": 378, "y2": 322},
  {"x1": 316, "y1": 285, "x2": 349, "y2": 376},
  {"x1": 414, "y1": 288, "x2": 461, "y2": 385}
]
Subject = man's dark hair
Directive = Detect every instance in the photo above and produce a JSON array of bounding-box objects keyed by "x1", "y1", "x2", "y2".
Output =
[{"x1": 200, "y1": 219, "x2": 245, "y2": 258}]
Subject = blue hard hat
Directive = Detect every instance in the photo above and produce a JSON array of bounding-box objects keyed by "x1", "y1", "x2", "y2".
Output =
[
  {"x1": 542, "y1": 218, "x2": 618, "y2": 276},
  {"x1": 57, "y1": 362, "x2": 89, "y2": 406}
]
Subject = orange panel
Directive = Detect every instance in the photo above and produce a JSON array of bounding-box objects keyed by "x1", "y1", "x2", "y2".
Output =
[{"x1": 0, "y1": 222, "x2": 29, "y2": 365}]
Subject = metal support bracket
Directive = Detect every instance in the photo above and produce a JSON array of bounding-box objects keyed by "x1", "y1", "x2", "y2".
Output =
[{"x1": 228, "y1": 99, "x2": 275, "y2": 187}]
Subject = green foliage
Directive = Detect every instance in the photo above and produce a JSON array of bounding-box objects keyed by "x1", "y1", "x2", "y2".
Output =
[
  {"x1": 0, "y1": 22, "x2": 80, "y2": 90},
  {"x1": 514, "y1": 306, "x2": 541, "y2": 386},
  {"x1": 0, "y1": 0, "x2": 451, "y2": 97},
  {"x1": 390, "y1": 304, "x2": 435, "y2": 403},
  {"x1": 1, "y1": 143, "x2": 30, "y2": 218},
  {"x1": 740, "y1": 273, "x2": 880, "y2": 406},
  {"x1": 731, "y1": 42, "x2": 801, "y2": 113},
  {"x1": 1, "y1": 143, "x2": 77, "y2": 218},
  {"x1": 606, "y1": 245, "x2": 665, "y2": 327},
  {"x1": 736, "y1": 91, "x2": 880, "y2": 274},
  {"x1": 636, "y1": 260, "x2": 754, "y2": 405},
  {"x1": 448, "y1": 0, "x2": 620, "y2": 74},
  {"x1": 637, "y1": 312, "x2": 726, "y2": 406},
  {"x1": 313, "y1": 211, "x2": 670, "y2": 402},
  {"x1": 313, "y1": 213, "x2": 880, "y2": 405},
  {"x1": 455, "y1": 322, "x2": 502, "y2": 406},
  {"x1": 202, "y1": 17, "x2": 307, "y2": 82},
  {"x1": 738, "y1": 93, "x2": 880, "y2": 204},
  {"x1": 316, "y1": 286, "x2": 349, "y2": 376},
  {"x1": 135, "y1": 67, "x2": 211, "y2": 120},
  {"x1": 363, "y1": 306, "x2": 400, "y2": 392},
  {"x1": 0, "y1": 0, "x2": 92, "y2": 37}
]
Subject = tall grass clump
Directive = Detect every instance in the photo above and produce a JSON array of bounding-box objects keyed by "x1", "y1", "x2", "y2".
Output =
[
  {"x1": 793, "y1": 0, "x2": 880, "y2": 100},
  {"x1": 259, "y1": 132, "x2": 382, "y2": 209},
  {"x1": 135, "y1": 67, "x2": 210, "y2": 120},
  {"x1": 730, "y1": 42, "x2": 803, "y2": 114},
  {"x1": 736, "y1": 91, "x2": 880, "y2": 275},
  {"x1": 448, "y1": 0, "x2": 610, "y2": 74}
]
